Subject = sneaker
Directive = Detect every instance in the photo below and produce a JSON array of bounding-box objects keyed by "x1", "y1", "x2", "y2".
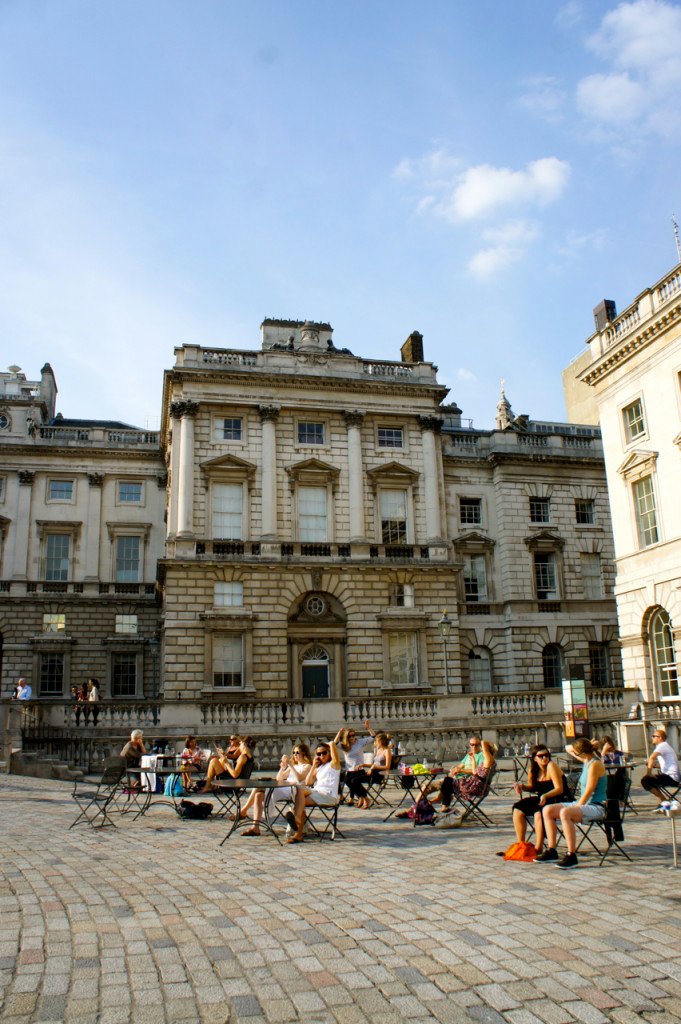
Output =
[
  {"x1": 535, "y1": 848, "x2": 559, "y2": 863},
  {"x1": 284, "y1": 810, "x2": 297, "y2": 830},
  {"x1": 557, "y1": 852, "x2": 579, "y2": 869},
  {"x1": 285, "y1": 824, "x2": 293, "y2": 838}
]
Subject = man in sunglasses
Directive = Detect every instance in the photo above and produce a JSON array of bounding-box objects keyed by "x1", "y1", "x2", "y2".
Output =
[
  {"x1": 286, "y1": 739, "x2": 341, "y2": 844},
  {"x1": 427, "y1": 736, "x2": 485, "y2": 812}
]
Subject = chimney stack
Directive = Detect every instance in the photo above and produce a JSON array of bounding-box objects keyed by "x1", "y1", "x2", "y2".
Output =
[
  {"x1": 401, "y1": 331, "x2": 424, "y2": 363},
  {"x1": 593, "y1": 299, "x2": 617, "y2": 332}
]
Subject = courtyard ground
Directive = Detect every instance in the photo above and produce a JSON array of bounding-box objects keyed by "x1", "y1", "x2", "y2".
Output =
[{"x1": 1, "y1": 772, "x2": 681, "y2": 1024}]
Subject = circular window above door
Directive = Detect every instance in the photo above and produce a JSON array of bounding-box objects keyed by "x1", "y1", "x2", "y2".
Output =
[{"x1": 305, "y1": 594, "x2": 327, "y2": 617}]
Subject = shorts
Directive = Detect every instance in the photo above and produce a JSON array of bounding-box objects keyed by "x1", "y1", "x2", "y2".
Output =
[
  {"x1": 309, "y1": 791, "x2": 338, "y2": 807},
  {"x1": 563, "y1": 801, "x2": 606, "y2": 822}
]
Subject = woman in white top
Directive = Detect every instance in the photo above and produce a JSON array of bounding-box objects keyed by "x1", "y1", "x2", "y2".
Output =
[
  {"x1": 335, "y1": 719, "x2": 375, "y2": 806},
  {"x1": 238, "y1": 743, "x2": 313, "y2": 837},
  {"x1": 287, "y1": 740, "x2": 341, "y2": 844}
]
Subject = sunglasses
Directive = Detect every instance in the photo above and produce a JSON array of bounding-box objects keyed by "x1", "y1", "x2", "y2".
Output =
[
  {"x1": 315, "y1": 750, "x2": 329, "y2": 757},
  {"x1": 536, "y1": 753, "x2": 550, "y2": 760},
  {"x1": 469, "y1": 742, "x2": 481, "y2": 747}
]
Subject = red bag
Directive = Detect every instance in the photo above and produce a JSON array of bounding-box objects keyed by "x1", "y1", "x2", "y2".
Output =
[{"x1": 503, "y1": 841, "x2": 536, "y2": 862}]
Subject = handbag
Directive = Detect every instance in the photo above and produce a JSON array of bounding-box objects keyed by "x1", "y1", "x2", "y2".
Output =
[{"x1": 503, "y1": 841, "x2": 537, "y2": 862}]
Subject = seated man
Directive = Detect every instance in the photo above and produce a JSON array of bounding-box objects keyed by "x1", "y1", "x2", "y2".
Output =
[
  {"x1": 428, "y1": 735, "x2": 484, "y2": 811},
  {"x1": 641, "y1": 727, "x2": 680, "y2": 807},
  {"x1": 286, "y1": 740, "x2": 341, "y2": 843}
]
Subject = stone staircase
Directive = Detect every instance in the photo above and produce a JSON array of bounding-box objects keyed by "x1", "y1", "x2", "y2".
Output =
[{"x1": 9, "y1": 750, "x2": 84, "y2": 782}]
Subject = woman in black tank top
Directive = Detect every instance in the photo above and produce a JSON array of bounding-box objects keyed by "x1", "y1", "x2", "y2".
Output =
[{"x1": 511, "y1": 745, "x2": 566, "y2": 854}]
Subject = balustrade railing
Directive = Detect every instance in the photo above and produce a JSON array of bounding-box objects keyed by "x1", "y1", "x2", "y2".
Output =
[
  {"x1": 200, "y1": 700, "x2": 306, "y2": 727},
  {"x1": 587, "y1": 688, "x2": 624, "y2": 711},
  {"x1": 343, "y1": 698, "x2": 438, "y2": 721},
  {"x1": 471, "y1": 693, "x2": 546, "y2": 717},
  {"x1": 201, "y1": 350, "x2": 258, "y2": 366}
]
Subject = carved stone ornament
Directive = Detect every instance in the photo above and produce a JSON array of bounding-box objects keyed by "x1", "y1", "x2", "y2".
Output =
[
  {"x1": 258, "y1": 405, "x2": 281, "y2": 423},
  {"x1": 87, "y1": 473, "x2": 104, "y2": 487},
  {"x1": 311, "y1": 570, "x2": 322, "y2": 590},
  {"x1": 417, "y1": 415, "x2": 444, "y2": 434},
  {"x1": 343, "y1": 410, "x2": 365, "y2": 429},
  {"x1": 157, "y1": 473, "x2": 168, "y2": 489},
  {"x1": 170, "y1": 400, "x2": 199, "y2": 419},
  {"x1": 297, "y1": 352, "x2": 329, "y2": 368},
  {"x1": 18, "y1": 470, "x2": 34, "y2": 485}
]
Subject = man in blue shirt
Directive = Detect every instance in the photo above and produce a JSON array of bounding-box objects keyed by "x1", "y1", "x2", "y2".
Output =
[{"x1": 15, "y1": 678, "x2": 32, "y2": 700}]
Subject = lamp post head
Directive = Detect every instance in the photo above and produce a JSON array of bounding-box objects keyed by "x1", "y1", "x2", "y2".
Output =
[{"x1": 438, "y1": 609, "x2": 452, "y2": 638}]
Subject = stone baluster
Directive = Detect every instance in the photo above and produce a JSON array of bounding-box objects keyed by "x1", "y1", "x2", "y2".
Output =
[
  {"x1": 417, "y1": 416, "x2": 444, "y2": 542},
  {"x1": 343, "y1": 411, "x2": 365, "y2": 541},
  {"x1": 258, "y1": 405, "x2": 280, "y2": 539}
]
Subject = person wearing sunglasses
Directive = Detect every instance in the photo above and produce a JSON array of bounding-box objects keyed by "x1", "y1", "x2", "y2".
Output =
[
  {"x1": 334, "y1": 719, "x2": 375, "y2": 807},
  {"x1": 286, "y1": 739, "x2": 342, "y2": 844},
  {"x1": 427, "y1": 736, "x2": 485, "y2": 812},
  {"x1": 236, "y1": 743, "x2": 313, "y2": 837},
  {"x1": 510, "y1": 745, "x2": 567, "y2": 854}
]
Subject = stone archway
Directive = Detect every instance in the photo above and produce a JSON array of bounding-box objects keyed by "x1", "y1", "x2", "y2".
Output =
[{"x1": 287, "y1": 591, "x2": 347, "y2": 700}]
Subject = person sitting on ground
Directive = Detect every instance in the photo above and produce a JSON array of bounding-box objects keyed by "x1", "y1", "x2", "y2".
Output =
[
  {"x1": 286, "y1": 739, "x2": 342, "y2": 844},
  {"x1": 334, "y1": 720, "x2": 375, "y2": 806},
  {"x1": 431, "y1": 740, "x2": 497, "y2": 826},
  {"x1": 510, "y1": 745, "x2": 567, "y2": 854},
  {"x1": 600, "y1": 735, "x2": 625, "y2": 766},
  {"x1": 538, "y1": 737, "x2": 607, "y2": 869},
  {"x1": 237, "y1": 742, "x2": 313, "y2": 837},
  {"x1": 198, "y1": 736, "x2": 255, "y2": 792},
  {"x1": 426, "y1": 735, "x2": 485, "y2": 812},
  {"x1": 353, "y1": 732, "x2": 393, "y2": 810},
  {"x1": 641, "y1": 727, "x2": 680, "y2": 807},
  {"x1": 120, "y1": 729, "x2": 147, "y2": 788}
]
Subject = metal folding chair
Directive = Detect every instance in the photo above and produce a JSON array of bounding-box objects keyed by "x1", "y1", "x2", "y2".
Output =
[
  {"x1": 449, "y1": 765, "x2": 497, "y2": 827},
  {"x1": 576, "y1": 774, "x2": 632, "y2": 866},
  {"x1": 69, "y1": 763, "x2": 125, "y2": 829}
]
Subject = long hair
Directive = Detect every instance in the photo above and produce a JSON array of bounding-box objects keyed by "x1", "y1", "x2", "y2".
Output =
[
  {"x1": 528, "y1": 745, "x2": 550, "y2": 790},
  {"x1": 572, "y1": 737, "x2": 597, "y2": 757}
]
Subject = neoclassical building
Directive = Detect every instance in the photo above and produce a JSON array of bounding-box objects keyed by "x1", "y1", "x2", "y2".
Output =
[{"x1": 569, "y1": 260, "x2": 681, "y2": 707}]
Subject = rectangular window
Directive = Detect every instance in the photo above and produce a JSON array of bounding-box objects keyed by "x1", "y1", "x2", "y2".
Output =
[
  {"x1": 390, "y1": 583, "x2": 415, "y2": 608},
  {"x1": 380, "y1": 489, "x2": 408, "y2": 544},
  {"x1": 378, "y1": 427, "x2": 403, "y2": 448},
  {"x1": 48, "y1": 479, "x2": 74, "y2": 501},
  {"x1": 529, "y1": 498, "x2": 550, "y2": 524},
  {"x1": 117, "y1": 481, "x2": 143, "y2": 504},
  {"x1": 575, "y1": 499, "x2": 595, "y2": 525},
  {"x1": 298, "y1": 421, "x2": 324, "y2": 445},
  {"x1": 464, "y1": 554, "x2": 488, "y2": 602},
  {"x1": 115, "y1": 614, "x2": 138, "y2": 634},
  {"x1": 534, "y1": 552, "x2": 558, "y2": 600},
  {"x1": 589, "y1": 643, "x2": 611, "y2": 687},
  {"x1": 112, "y1": 653, "x2": 137, "y2": 697},
  {"x1": 580, "y1": 553, "x2": 603, "y2": 599},
  {"x1": 298, "y1": 485, "x2": 328, "y2": 541},
  {"x1": 212, "y1": 483, "x2": 243, "y2": 540},
  {"x1": 220, "y1": 418, "x2": 242, "y2": 441},
  {"x1": 116, "y1": 536, "x2": 140, "y2": 582},
  {"x1": 459, "y1": 498, "x2": 482, "y2": 525},
  {"x1": 388, "y1": 632, "x2": 419, "y2": 687},
  {"x1": 42, "y1": 613, "x2": 66, "y2": 633},
  {"x1": 633, "y1": 475, "x2": 659, "y2": 547},
  {"x1": 45, "y1": 534, "x2": 70, "y2": 581},
  {"x1": 39, "y1": 652, "x2": 64, "y2": 695},
  {"x1": 623, "y1": 399, "x2": 645, "y2": 442},
  {"x1": 214, "y1": 582, "x2": 244, "y2": 607},
  {"x1": 213, "y1": 635, "x2": 244, "y2": 687},
  {"x1": 0, "y1": 476, "x2": 5, "y2": 501}
]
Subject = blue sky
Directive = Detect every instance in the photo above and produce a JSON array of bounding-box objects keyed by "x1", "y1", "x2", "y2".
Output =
[{"x1": 1, "y1": 0, "x2": 680, "y2": 429}]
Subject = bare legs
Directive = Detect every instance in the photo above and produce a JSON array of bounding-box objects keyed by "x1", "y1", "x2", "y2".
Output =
[{"x1": 543, "y1": 804, "x2": 583, "y2": 855}]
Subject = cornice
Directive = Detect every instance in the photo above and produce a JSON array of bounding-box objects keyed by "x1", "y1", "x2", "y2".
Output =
[
  {"x1": 0, "y1": 445, "x2": 163, "y2": 465},
  {"x1": 581, "y1": 298, "x2": 681, "y2": 386}
]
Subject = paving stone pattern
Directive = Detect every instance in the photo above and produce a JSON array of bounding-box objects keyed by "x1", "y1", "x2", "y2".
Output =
[{"x1": 2, "y1": 775, "x2": 681, "y2": 1024}]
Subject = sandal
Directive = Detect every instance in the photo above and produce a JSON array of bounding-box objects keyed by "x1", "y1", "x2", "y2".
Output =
[
  {"x1": 242, "y1": 827, "x2": 261, "y2": 837},
  {"x1": 287, "y1": 835, "x2": 304, "y2": 844}
]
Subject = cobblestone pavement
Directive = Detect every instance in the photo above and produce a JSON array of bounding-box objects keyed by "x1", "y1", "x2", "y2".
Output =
[{"x1": 2, "y1": 774, "x2": 681, "y2": 1024}]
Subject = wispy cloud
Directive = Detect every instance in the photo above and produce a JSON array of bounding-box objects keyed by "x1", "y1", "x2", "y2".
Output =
[
  {"x1": 468, "y1": 220, "x2": 541, "y2": 280},
  {"x1": 517, "y1": 76, "x2": 567, "y2": 123},
  {"x1": 577, "y1": 0, "x2": 681, "y2": 136},
  {"x1": 456, "y1": 368, "x2": 477, "y2": 383}
]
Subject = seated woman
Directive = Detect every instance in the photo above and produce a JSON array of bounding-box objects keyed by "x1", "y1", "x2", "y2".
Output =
[
  {"x1": 120, "y1": 729, "x2": 147, "y2": 789},
  {"x1": 237, "y1": 743, "x2": 313, "y2": 836},
  {"x1": 511, "y1": 745, "x2": 567, "y2": 854},
  {"x1": 334, "y1": 720, "x2": 375, "y2": 806},
  {"x1": 198, "y1": 736, "x2": 255, "y2": 792},
  {"x1": 538, "y1": 737, "x2": 607, "y2": 869},
  {"x1": 354, "y1": 732, "x2": 392, "y2": 810},
  {"x1": 600, "y1": 735, "x2": 624, "y2": 765},
  {"x1": 430, "y1": 740, "x2": 497, "y2": 825},
  {"x1": 180, "y1": 735, "x2": 206, "y2": 790},
  {"x1": 287, "y1": 740, "x2": 342, "y2": 844}
]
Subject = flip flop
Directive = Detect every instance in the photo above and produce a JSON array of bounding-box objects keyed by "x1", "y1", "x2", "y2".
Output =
[
  {"x1": 287, "y1": 835, "x2": 304, "y2": 844},
  {"x1": 242, "y1": 827, "x2": 261, "y2": 837}
]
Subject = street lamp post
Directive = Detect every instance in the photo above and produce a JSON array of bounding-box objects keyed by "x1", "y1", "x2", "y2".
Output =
[{"x1": 438, "y1": 609, "x2": 452, "y2": 694}]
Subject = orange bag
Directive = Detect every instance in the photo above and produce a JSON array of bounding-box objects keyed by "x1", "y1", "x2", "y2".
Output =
[{"x1": 503, "y1": 841, "x2": 537, "y2": 862}]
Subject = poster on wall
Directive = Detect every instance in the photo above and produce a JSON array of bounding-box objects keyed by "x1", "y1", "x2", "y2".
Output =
[{"x1": 562, "y1": 665, "x2": 590, "y2": 739}]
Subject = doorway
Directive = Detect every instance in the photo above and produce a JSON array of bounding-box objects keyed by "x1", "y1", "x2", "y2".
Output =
[{"x1": 302, "y1": 645, "x2": 330, "y2": 699}]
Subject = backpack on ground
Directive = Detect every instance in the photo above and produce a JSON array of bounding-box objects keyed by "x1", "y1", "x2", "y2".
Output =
[
  {"x1": 409, "y1": 795, "x2": 436, "y2": 825},
  {"x1": 178, "y1": 800, "x2": 213, "y2": 820},
  {"x1": 163, "y1": 773, "x2": 184, "y2": 797}
]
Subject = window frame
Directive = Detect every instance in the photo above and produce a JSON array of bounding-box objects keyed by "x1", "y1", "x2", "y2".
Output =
[
  {"x1": 467, "y1": 646, "x2": 492, "y2": 693},
  {"x1": 44, "y1": 533, "x2": 71, "y2": 582},
  {"x1": 650, "y1": 608, "x2": 679, "y2": 700},
  {"x1": 116, "y1": 480, "x2": 144, "y2": 506},
  {"x1": 377, "y1": 426, "x2": 404, "y2": 450},
  {"x1": 622, "y1": 397, "x2": 647, "y2": 445},
  {"x1": 379, "y1": 487, "x2": 410, "y2": 545},
  {"x1": 110, "y1": 650, "x2": 140, "y2": 698},
  {"x1": 387, "y1": 631, "x2": 420, "y2": 689},
  {"x1": 632, "y1": 474, "x2": 659, "y2": 548},
  {"x1": 38, "y1": 651, "x2": 65, "y2": 696},
  {"x1": 534, "y1": 551, "x2": 559, "y2": 601},
  {"x1": 529, "y1": 497, "x2": 551, "y2": 525},
  {"x1": 459, "y1": 497, "x2": 482, "y2": 526},
  {"x1": 589, "y1": 642, "x2": 611, "y2": 688},
  {"x1": 296, "y1": 483, "x2": 330, "y2": 542},
  {"x1": 214, "y1": 581, "x2": 244, "y2": 608},
  {"x1": 42, "y1": 613, "x2": 66, "y2": 634},
  {"x1": 47, "y1": 478, "x2": 75, "y2": 503},
  {"x1": 115, "y1": 614, "x2": 138, "y2": 635},
  {"x1": 297, "y1": 419, "x2": 326, "y2": 447},
  {"x1": 210, "y1": 481, "x2": 245, "y2": 541},
  {"x1": 574, "y1": 499, "x2": 595, "y2": 526},
  {"x1": 542, "y1": 644, "x2": 562, "y2": 689},
  {"x1": 463, "y1": 553, "x2": 488, "y2": 603},
  {"x1": 217, "y1": 416, "x2": 244, "y2": 442}
]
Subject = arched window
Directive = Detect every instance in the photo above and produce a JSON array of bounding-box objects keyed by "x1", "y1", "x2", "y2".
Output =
[
  {"x1": 468, "y1": 647, "x2": 492, "y2": 693},
  {"x1": 542, "y1": 644, "x2": 562, "y2": 689},
  {"x1": 650, "y1": 609, "x2": 679, "y2": 699}
]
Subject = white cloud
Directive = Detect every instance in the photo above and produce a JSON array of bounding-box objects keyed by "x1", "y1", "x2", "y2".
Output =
[
  {"x1": 450, "y1": 158, "x2": 569, "y2": 221},
  {"x1": 517, "y1": 76, "x2": 567, "y2": 122},
  {"x1": 555, "y1": 2, "x2": 584, "y2": 29},
  {"x1": 468, "y1": 220, "x2": 540, "y2": 280},
  {"x1": 456, "y1": 368, "x2": 477, "y2": 383},
  {"x1": 577, "y1": 0, "x2": 681, "y2": 135}
]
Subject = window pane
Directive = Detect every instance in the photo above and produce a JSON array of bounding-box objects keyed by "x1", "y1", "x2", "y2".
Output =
[
  {"x1": 380, "y1": 489, "x2": 408, "y2": 543},
  {"x1": 633, "y1": 476, "x2": 659, "y2": 547},
  {"x1": 389, "y1": 632, "x2": 418, "y2": 687},
  {"x1": 623, "y1": 400, "x2": 645, "y2": 440},
  {"x1": 221, "y1": 418, "x2": 242, "y2": 440},
  {"x1": 580, "y1": 553, "x2": 602, "y2": 599},
  {"x1": 213, "y1": 635, "x2": 244, "y2": 687},
  {"x1": 464, "y1": 554, "x2": 487, "y2": 602},
  {"x1": 378, "y1": 427, "x2": 403, "y2": 448},
  {"x1": 298, "y1": 486, "x2": 328, "y2": 541},
  {"x1": 214, "y1": 582, "x2": 244, "y2": 607},
  {"x1": 115, "y1": 614, "x2": 138, "y2": 634},
  {"x1": 118, "y1": 481, "x2": 142, "y2": 503},
  {"x1": 651, "y1": 610, "x2": 679, "y2": 698},
  {"x1": 43, "y1": 614, "x2": 65, "y2": 633},
  {"x1": 575, "y1": 499, "x2": 595, "y2": 524},
  {"x1": 39, "y1": 653, "x2": 64, "y2": 695},
  {"x1": 45, "y1": 534, "x2": 70, "y2": 581},
  {"x1": 589, "y1": 643, "x2": 611, "y2": 687},
  {"x1": 116, "y1": 536, "x2": 140, "y2": 582},
  {"x1": 529, "y1": 498, "x2": 550, "y2": 523},
  {"x1": 542, "y1": 645, "x2": 561, "y2": 689},
  {"x1": 112, "y1": 653, "x2": 137, "y2": 697},
  {"x1": 534, "y1": 552, "x2": 557, "y2": 600},
  {"x1": 298, "y1": 421, "x2": 324, "y2": 445},
  {"x1": 48, "y1": 479, "x2": 73, "y2": 500},
  {"x1": 212, "y1": 483, "x2": 243, "y2": 539},
  {"x1": 468, "y1": 648, "x2": 492, "y2": 692},
  {"x1": 459, "y1": 498, "x2": 482, "y2": 525},
  {"x1": 391, "y1": 583, "x2": 414, "y2": 608}
]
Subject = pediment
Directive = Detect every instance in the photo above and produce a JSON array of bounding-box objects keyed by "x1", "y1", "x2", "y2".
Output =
[
  {"x1": 452, "y1": 530, "x2": 495, "y2": 550},
  {"x1": 367, "y1": 461, "x2": 419, "y2": 483},
  {"x1": 617, "y1": 449, "x2": 658, "y2": 479},
  {"x1": 524, "y1": 529, "x2": 564, "y2": 551},
  {"x1": 200, "y1": 453, "x2": 257, "y2": 478},
  {"x1": 285, "y1": 458, "x2": 341, "y2": 486}
]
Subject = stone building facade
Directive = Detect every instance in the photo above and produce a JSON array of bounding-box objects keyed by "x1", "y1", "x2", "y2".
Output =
[
  {"x1": 0, "y1": 364, "x2": 165, "y2": 699},
  {"x1": 570, "y1": 261, "x2": 681, "y2": 707}
]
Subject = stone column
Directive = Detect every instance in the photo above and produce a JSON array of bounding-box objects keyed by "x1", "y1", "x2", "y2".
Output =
[
  {"x1": 12, "y1": 471, "x2": 34, "y2": 579},
  {"x1": 167, "y1": 404, "x2": 183, "y2": 537},
  {"x1": 417, "y1": 416, "x2": 444, "y2": 542},
  {"x1": 176, "y1": 401, "x2": 199, "y2": 538},
  {"x1": 343, "y1": 410, "x2": 365, "y2": 541},
  {"x1": 258, "y1": 405, "x2": 280, "y2": 539},
  {"x1": 84, "y1": 473, "x2": 103, "y2": 580}
]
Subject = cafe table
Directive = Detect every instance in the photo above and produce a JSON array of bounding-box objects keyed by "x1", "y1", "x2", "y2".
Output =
[
  {"x1": 382, "y1": 768, "x2": 443, "y2": 822},
  {"x1": 215, "y1": 778, "x2": 301, "y2": 846}
]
